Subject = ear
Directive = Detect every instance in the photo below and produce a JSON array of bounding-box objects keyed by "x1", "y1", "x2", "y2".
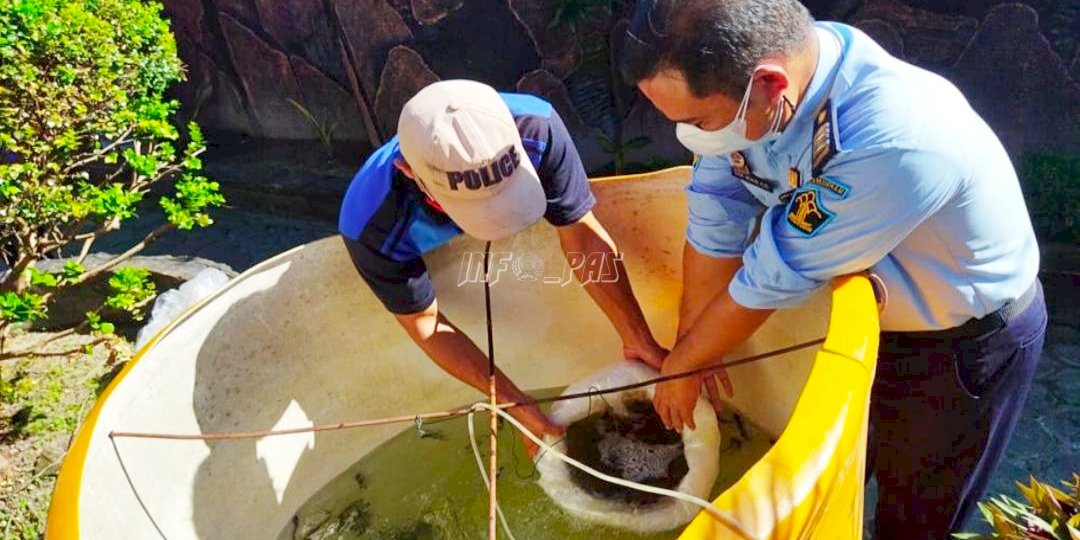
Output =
[
  {"x1": 751, "y1": 64, "x2": 791, "y2": 105},
  {"x1": 392, "y1": 157, "x2": 416, "y2": 180}
]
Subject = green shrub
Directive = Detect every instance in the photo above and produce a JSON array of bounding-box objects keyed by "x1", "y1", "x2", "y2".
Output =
[
  {"x1": 954, "y1": 474, "x2": 1080, "y2": 539},
  {"x1": 0, "y1": 0, "x2": 224, "y2": 359},
  {"x1": 1019, "y1": 153, "x2": 1080, "y2": 245}
]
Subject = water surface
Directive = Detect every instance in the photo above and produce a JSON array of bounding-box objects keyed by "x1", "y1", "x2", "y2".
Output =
[{"x1": 281, "y1": 392, "x2": 774, "y2": 540}]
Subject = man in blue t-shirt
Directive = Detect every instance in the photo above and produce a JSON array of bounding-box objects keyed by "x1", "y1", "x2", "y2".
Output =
[
  {"x1": 621, "y1": 0, "x2": 1046, "y2": 536},
  {"x1": 339, "y1": 80, "x2": 666, "y2": 455}
]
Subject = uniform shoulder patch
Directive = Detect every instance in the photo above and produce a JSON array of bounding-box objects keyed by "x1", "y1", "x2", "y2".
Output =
[
  {"x1": 786, "y1": 187, "x2": 834, "y2": 237},
  {"x1": 812, "y1": 100, "x2": 838, "y2": 177}
]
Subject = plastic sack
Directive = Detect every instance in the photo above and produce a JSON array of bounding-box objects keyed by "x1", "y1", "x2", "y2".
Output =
[
  {"x1": 536, "y1": 361, "x2": 720, "y2": 533},
  {"x1": 135, "y1": 268, "x2": 230, "y2": 350}
]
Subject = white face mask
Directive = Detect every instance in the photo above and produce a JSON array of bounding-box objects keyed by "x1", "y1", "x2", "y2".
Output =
[{"x1": 675, "y1": 70, "x2": 785, "y2": 157}]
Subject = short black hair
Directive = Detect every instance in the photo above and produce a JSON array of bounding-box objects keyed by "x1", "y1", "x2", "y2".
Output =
[{"x1": 621, "y1": 0, "x2": 814, "y2": 98}]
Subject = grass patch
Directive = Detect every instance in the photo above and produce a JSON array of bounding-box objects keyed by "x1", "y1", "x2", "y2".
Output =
[{"x1": 0, "y1": 332, "x2": 131, "y2": 539}]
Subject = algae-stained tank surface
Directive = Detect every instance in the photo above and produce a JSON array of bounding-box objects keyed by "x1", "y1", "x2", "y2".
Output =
[{"x1": 280, "y1": 392, "x2": 773, "y2": 540}]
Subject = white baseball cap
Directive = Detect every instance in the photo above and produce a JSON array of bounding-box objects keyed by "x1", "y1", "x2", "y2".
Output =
[{"x1": 397, "y1": 80, "x2": 547, "y2": 241}]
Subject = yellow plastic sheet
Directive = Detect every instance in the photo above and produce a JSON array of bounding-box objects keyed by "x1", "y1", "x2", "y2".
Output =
[{"x1": 680, "y1": 275, "x2": 879, "y2": 539}]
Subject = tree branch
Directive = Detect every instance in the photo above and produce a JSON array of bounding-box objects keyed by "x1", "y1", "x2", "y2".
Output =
[
  {"x1": 61, "y1": 216, "x2": 92, "y2": 242},
  {"x1": 77, "y1": 222, "x2": 174, "y2": 283},
  {"x1": 0, "y1": 321, "x2": 10, "y2": 356},
  {"x1": 105, "y1": 163, "x2": 129, "y2": 183},
  {"x1": 2, "y1": 251, "x2": 36, "y2": 292},
  {"x1": 0, "y1": 322, "x2": 83, "y2": 361},
  {"x1": 0, "y1": 334, "x2": 110, "y2": 362},
  {"x1": 77, "y1": 234, "x2": 98, "y2": 265},
  {"x1": 69, "y1": 216, "x2": 121, "y2": 266},
  {"x1": 63, "y1": 128, "x2": 133, "y2": 174}
]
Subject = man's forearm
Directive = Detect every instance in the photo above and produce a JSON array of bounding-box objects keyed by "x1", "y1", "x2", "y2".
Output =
[
  {"x1": 558, "y1": 213, "x2": 656, "y2": 348},
  {"x1": 677, "y1": 244, "x2": 743, "y2": 340},
  {"x1": 397, "y1": 307, "x2": 533, "y2": 405},
  {"x1": 667, "y1": 289, "x2": 774, "y2": 375}
]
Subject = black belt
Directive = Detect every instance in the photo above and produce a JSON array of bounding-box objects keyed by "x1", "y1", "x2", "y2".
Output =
[{"x1": 888, "y1": 280, "x2": 1039, "y2": 341}]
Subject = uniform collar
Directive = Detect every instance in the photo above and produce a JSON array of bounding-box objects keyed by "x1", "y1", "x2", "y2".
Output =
[{"x1": 767, "y1": 23, "x2": 846, "y2": 155}]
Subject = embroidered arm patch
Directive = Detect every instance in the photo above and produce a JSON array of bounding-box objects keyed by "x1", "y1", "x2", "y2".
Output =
[{"x1": 786, "y1": 187, "x2": 834, "y2": 236}]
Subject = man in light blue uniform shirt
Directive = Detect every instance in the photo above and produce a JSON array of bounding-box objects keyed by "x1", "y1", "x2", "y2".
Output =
[{"x1": 621, "y1": 0, "x2": 1046, "y2": 536}]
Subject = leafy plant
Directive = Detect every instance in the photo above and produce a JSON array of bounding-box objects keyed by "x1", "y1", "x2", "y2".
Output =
[
  {"x1": 596, "y1": 133, "x2": 650, "y2": 175},
  {"x1": 953, "y1": 474, "x2": 1080, "y2": 540},
  {"x1": 289, "y1": 98, "x2": 337, "y2": 159},
  {"x1": 548, "y1": 0, "x2": 655, "y2": 175},
  {"x1": 549, "y1": 0, "x2": 617, "y2": 32},
  {"x1": 0, "y1": 0, "x2": 225, "y2": 360},
  {"x1": 1018, "y1": 153, "x2": 1080, "y2": 244}
]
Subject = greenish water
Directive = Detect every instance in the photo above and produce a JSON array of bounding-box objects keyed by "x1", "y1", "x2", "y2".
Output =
[{"x1": 280, "y1": 392, "x2": 773, "y2": 540}]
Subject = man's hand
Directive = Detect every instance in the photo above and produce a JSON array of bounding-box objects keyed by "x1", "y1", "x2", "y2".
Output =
[
  {"x1": 653, "y1": 368, "x2": 702, "y2": 432},
  {"x1": 676, "y1": 247, "x2": 742, "y2": 415},
  {"x1": 701, "y1": 364, "x2": 733, "y2": 413},
  {"x1": 623, "y1": 339, "x2": 669, "y2": 370},
  {"x1": 509, "y1": 404, "x2": 564, "y2": 459}
]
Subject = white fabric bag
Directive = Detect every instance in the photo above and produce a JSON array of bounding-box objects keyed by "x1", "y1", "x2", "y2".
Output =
[{"x1": 535, "y1": 361, "x2": 720, "y2": 533}]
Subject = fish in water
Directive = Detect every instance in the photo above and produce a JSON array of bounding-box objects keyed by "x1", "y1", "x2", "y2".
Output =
[{"x1": 564, "y1": 398, "x2": 689, "y2": 506}]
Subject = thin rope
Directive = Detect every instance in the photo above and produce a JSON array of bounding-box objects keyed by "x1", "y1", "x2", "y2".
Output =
[
  {"x1": 109, "y1": 437, "x2": 169, "y2": 539},
  {"x1": 108, "y1": 337, "x2": 824, "y2": 441}
]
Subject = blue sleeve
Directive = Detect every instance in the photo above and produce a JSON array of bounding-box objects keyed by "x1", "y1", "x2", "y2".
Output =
[
  {"x1": 533, "y1": 110, "x2": 596, "y2": 226},
  {"x1": 343, "y1": 233, "x2": 436, "y2": 315},
  {"x1": 685, "y1": 156, "x2": 766, "y2": 258},
  {"x1": 729, "y1": 145, "x2": 962, "y2": 308}
]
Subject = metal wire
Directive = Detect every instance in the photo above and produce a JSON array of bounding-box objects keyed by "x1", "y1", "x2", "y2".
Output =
[{"x1": 108, "y1": 337, "x2": 824, "y2": 441}]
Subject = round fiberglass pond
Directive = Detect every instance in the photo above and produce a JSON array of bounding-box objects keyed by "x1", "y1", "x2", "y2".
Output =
[
  {"x1": 279, "y1": 395, "x2": 773, "y2": 540},
  {"x1": 52, "y1": 169, "x2": 879, "y2": 540}
]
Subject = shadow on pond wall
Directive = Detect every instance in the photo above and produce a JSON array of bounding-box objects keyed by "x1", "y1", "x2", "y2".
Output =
[{"x1": 162, "y1": 0, "x2": 1080, "y2": 207}]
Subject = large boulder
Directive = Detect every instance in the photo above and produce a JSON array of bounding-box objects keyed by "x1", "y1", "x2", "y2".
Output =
[
  {"x1": 197, "y1": 52, "x2": 256, "y2": 134},
  {"x1": 332, "y1": 0, "x2": 413, "y2": 118},
  {"x1": 952, "y1": 3, "x2": 1080, "y2": 157},
  {"x1": 507, "y1": 0, "x2": 579, "y2": 77},
  {"x1": 406, "y1": 0, "x2": 540, "y2": 90},
  {"x1": 410, "y1": 0, "x2": 464, "y2": 25},
  {"x1": 220, "y1": 14, "x2": 315, "y2": 139},
  {"x1": 162, "y1": 0, "x2": 207, "y2": 48},
  {"x1": 516, "y1": 69, "x2": 590, "y2": 134},
  {"x1": 291, "y1": 55, "x2": 369, "y2": 142},
  {"x1": 373, "y1": 46, "x2": 440, "y2": 137},
  {"x1": 854, "y1": 18, "x2": 906, "y2": 58},
  {"x1": 253, "y1": 0, "x2": 348, "y2": 86},
  {"x1": 850, "y1": 0, "x2": 978, "y2": 71},
  {"x1": 215, "y1": 0, "x2": 260, "y2": 28},
  {"x1": 801, "y1": 0, "x2": 865, "y2": 19}
]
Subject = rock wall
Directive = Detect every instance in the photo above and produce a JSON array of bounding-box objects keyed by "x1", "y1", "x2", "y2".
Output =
[
  {"x1": 846, "y1": 0, "x2": 1080, "y2": 158},
  {"x1": 164, "y1": 0, "x2": 1080, "y2": 170}
]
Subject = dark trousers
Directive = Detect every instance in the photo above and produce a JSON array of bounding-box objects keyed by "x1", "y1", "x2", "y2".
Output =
[{"x1": 868, "y1": 281, "x2": 1047, "y2": 539}]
